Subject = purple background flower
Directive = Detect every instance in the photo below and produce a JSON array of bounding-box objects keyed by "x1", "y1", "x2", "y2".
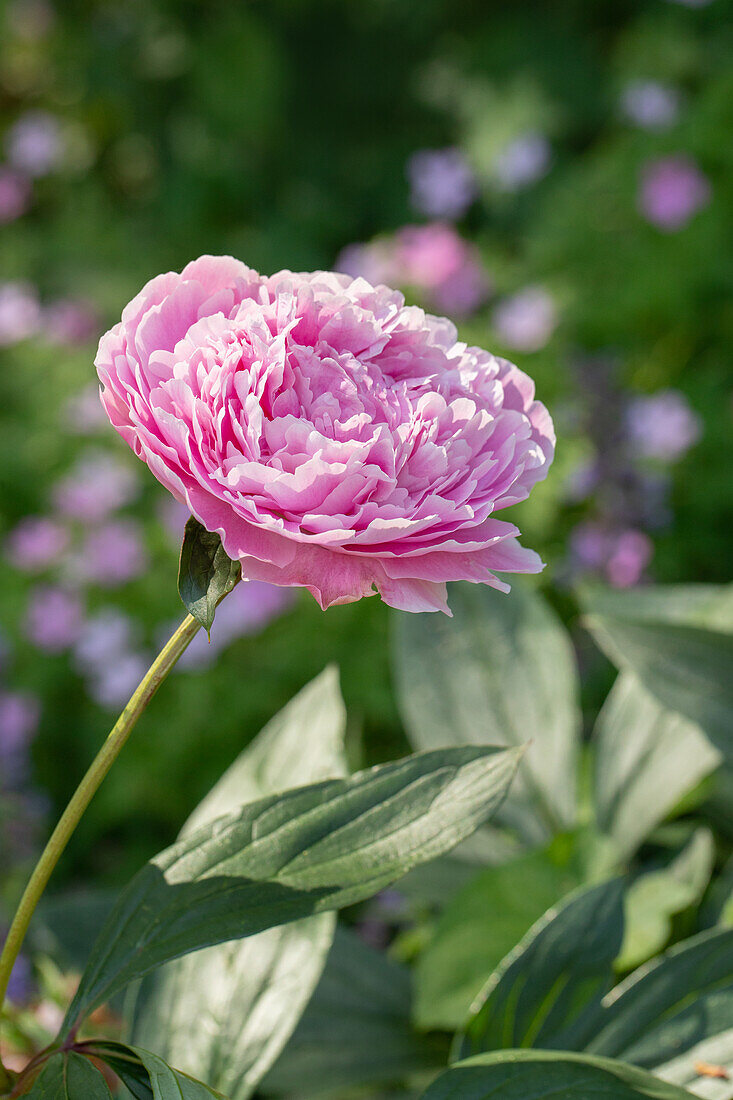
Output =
[
  {"x1": 493, "y1": 287, "x2": 558, "y2": 352},
  {"x1": 621, "y1": 81, "x2": 680, "y2": 130},
  {"x1": 494, "y1": 134, "x2": 551, "y2": 191},
  {"x1": 24, "y1": 585, "x2": 83, "y2": 652},
  {"x1": 5, "y1": 111, "x2": 63, "y2": 177},
  {"x1": 626, "y1": 390, "x2": 702, "y2": 462},
  {"x1": 51, "y1": 451, "x2": 139, "y2": 523},
  {"x1": 0, "y1": 168, "x2": 31, "y2": 223},
  {"x1": 0, "y1": 282, "x2": 41, "y2": 345},
  {"x1": 407, "y1": 147, "x2": 477, "y2": 220},
  {"x1": 6, "y1": 518, "x2": 69, "y2": 572},
  {"x1": 639, "y1": 155, "x2": 711, "y2": 230}
]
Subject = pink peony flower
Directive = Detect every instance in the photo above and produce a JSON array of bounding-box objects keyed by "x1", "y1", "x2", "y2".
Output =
[{"x1": 96, "y1": 256, "x2": 554, "y2": 613}]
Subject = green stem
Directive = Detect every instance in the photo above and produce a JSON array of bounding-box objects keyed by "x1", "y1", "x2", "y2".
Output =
[{"x1": 0, "y1": 615, "x2": 201, "y2": 1089}]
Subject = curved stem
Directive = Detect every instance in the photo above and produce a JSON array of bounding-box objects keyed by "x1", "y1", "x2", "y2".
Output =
[{"x1": 0, "y1": 614, "x2": 201, "y2": 1087}]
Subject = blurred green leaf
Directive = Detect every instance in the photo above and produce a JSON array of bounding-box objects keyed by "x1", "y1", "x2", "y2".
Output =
[
  {"x1": 64, "y1": 745, "x2": 520, "y2": 1029},
  {"x1": 457, "y1": 879, "x2": 625, "y2": 1059},
  {"x1": 181, "y1": 667, "x2": 346, "y2": 837},
  {"x1": 421, "y1": 1051, "x2": 697, "y2": 1099},
  {"x1": 132, "y1": 669, "x2": 347, "y2": 1100},
  {"x1": 393, "y1": 581, "x2": 580, "y2": 845},
  {"x1": 583, "y1": 586, "x2": 733, "y2": 759},
  {"x1": 413, "y1": 839, "x2": 584, "y2": 1031},
  {"x1": 262, "y1": 925, "x2": 444, "y2": 1097},
  {"x1": 593, "y1": 672, "x2": 721, "y2": 861},
  {"x1": 619, "y1": 828, "x2": 714, "y2": 972},
  {"x1": 178, "y1": 516, "x2": 241, "y2": 635},
  {"x1": 580, "y1": 585, "x2": 733, "y2": 632}
]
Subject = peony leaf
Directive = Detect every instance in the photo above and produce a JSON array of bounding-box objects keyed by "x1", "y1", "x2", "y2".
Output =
[
  {"x1": 178, "y1": 516, "x2": 241, "y2": 635},
  {"x1": 618, "y1": 828, "x2": 714, "y2": 972},
  {"x1": 582, "y1": 584, "x2": 733, "y2": 760},
  {"x1": 413, "y1": 840, "x2": 584, "y2": 1031},
  {"x1": 393, "y1": 581, "x2": 580, "y2": 846},
  {"x1": 63, "y1": 744, "x2": 520, "y2": 1031},
  {"x1": 655, "y1": 1031, "x2": 733, "y2": 1098},
  {"x1": 582, "y1": 928, "x2": 733, "y2": 1069},
  {"x1": 420, "y1": 1051, "x2": 697, "y2": 1099},
  {"x1": 22, "y1": 1051, "x2": 112, "y2": 1099},
  {"x1": 262, "y1": 925, "x2": 444, "y2": 1097},
  {"x1": 457, "y1": 878, "x2": 625, "y2": 1059},
  {"x1": 131, "y1": 669, "x2": 347, "y2": 1100},
  {"x1": 593, "y1": 672, "x2": 721, "y2": 862},
  {"x1": 82, "y1": 1042, "x2": 226, "y2": 1099},
  {"x1": 181, "y1": 666, "x2": 346, "y2": 837}
]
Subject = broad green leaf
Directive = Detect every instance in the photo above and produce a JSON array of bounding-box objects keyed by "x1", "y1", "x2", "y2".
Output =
[
  {"x1": 132, "y1": 668, "x2": 347, "y2": 1100},
  {"x1": 584, "y1": 929, "x2": 733, "y2": 1069},
  {"x1": 22, "y1": 1051, "x2": 112, "y2": 1099},
  {"x1": 593, "y1": 673, "x2": 721, "y2": 861},
  {"x1": 413, "y1": 839, "x2": 584, "y2": 1031},
  {"x1": 581, "y1": 584, "x2": 733, "y2": 631},
  {"x1": 84, "y1": 1042, "x2": 226, "y2": 1099},
  {"x1": 182, "y1": 666, "x2": 346, "y2": 837},
  {"x1": 398, "y1": 829, "x2": 524, "y2": 908},
  {"x1": 584, "y1": 614, "x2": 733, "y2": 759},
  {"x1": 619, "y1": 829, "x2": 714, "y2": 972},
  {"x1": 178, "y1": 516, "x2": 241, "y2": 634},
  {"x1": 262, "y1": 925, "x2": 443, "y2": 1098},
  {"x1": 656, "y1": 1031, "x2": 733, "y2": 1099},
  {"x1": 64, "y1": 745, "x2": 520, "y2": 1029},
  {"x1": 36, "y1": 889, "x2": 117, "y2": 972},
  {"x1": 421, "y1": 1050, "x2": 697, "y2": 1099},
  {"x1": 457, "y1": 878, "x2": 625, "y2": 1059},
  {"x1": 133, "y1": 918, "x2": 334, "y2": 1100},
  {"x1": 701, "y1": 855, "x2": 733, "y2": 930},
  {"x1": 393, "y1": 581, "x2": 580, "y2": 845}
]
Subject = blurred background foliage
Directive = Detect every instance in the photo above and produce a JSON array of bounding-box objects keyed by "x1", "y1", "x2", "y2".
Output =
[{"x1": 0, "y1": 0, "x2": 731, "y2": 921}]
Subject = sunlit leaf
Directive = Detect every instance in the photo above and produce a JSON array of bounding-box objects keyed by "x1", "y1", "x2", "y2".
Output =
[
  {"x1": 593, "y1": 673, "x2": 720, "y2": 861},
  {"x1": 64, "y1": 745, "x2": 520, "y2": 1030},
  {"x1": 393, "y1": 581, "x2": 580, "y2": 845},
  {"x1": 131, "y1": 668, "x2": 347, "y2": 1100}
]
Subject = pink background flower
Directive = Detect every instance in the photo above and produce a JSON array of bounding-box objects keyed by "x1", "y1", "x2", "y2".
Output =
[{"x1": 96, "y1": 256, "x2": 554, "y2": 613}]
